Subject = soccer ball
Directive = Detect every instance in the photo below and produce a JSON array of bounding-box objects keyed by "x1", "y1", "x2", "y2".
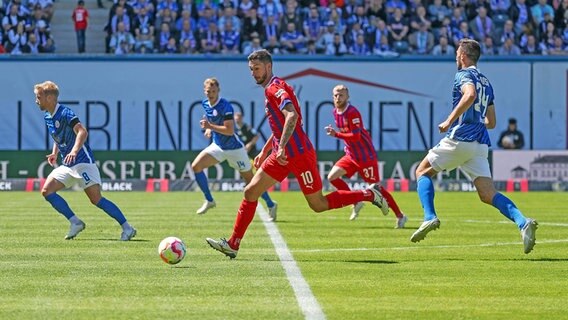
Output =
[{"x1": 158, "y1": 237, "x2": 186, "y2": 265}]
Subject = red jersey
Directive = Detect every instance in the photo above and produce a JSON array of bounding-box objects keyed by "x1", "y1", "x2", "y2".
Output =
[
  {"x1": 72, "y1": 7, "x2": 89, "y2": 30},
  {"x1": 264, "y1": 76, "x2": 313, "y2": 158},
  {"x1": 333, "y1": 104, "x2": 377, "y2": 163}
]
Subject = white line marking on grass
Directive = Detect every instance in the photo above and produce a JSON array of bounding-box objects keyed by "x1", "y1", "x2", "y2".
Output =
[
  {"x1": 292, "y1": 239, "x2": 568, "y2": 253},
  {"x1": 257, "y1": 204, "x2": 326, "y2": 320},
  {"x1": 464, "y1": 220, "x2": 568, "y2": 227}
]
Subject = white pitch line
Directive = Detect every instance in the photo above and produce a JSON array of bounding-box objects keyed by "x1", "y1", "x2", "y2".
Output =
[
  {"x1": 257, "y1": 204, "x2": 326, "y2": 320},
  {"x1": 292, "y1": 239, "x2": 568, "y2": 253},
  {"x1": 464, "y1": 219, "x2": 568, "y2": 227}
]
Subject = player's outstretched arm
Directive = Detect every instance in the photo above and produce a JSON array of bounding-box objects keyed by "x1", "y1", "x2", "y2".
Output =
[{"x1": 439, "y1": 83, "x2": 477, "y2": 133}]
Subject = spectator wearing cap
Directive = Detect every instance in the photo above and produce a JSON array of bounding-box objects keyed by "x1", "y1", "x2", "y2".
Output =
[
  {"x1": 498, "y1": 118, "x2": 524, "y2": 149},
  {"x1": 72, "y1": 0, "x2": 88, "y2": 53}
]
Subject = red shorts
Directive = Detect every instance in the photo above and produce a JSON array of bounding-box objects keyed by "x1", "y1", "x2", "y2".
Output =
[
  {"x1": 334, "y1": 155, "x2": 380, "y2": 184},
  {"x1": 261, "y1": 149, "x2": 322, "y2": 195}
]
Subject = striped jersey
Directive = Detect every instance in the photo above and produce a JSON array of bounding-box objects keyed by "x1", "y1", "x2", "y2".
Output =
[
  {"x1": 202, "y1": 98, "x2": 244, "y2": 150},
  {"x1": 447, "y1": 66, "x2": 494, "y2": 146},
  {"x1": 333, "y1": 104, "x2": 377, "y2": 162},
  {"x1": 44, "y1": 104, "x2": 95, "y2": 166},
  {"x1": 264, "y1": 76, "x2": 313, "y2": 158}
]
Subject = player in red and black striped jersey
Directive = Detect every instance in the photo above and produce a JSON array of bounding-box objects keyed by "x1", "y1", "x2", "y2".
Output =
[
  {"x1": 325, "y1": 85, "x2": 407, "y2": 228},
  {"x1": 206, "y1": 50, "x2": 390, "y2": 259}
]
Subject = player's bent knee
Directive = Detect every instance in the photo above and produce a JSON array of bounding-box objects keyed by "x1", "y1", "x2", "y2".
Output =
[
  {"x1": 40, "y1": 188, "x2": 52, "y2": 198},
  {"x1": 307, "y1": 200, "x2": 327, "y2": 213}
]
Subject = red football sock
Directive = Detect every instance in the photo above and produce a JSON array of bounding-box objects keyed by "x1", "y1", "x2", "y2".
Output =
[
  {"x1": 228, "y1": 199, "x2": 258, "y2": 250},
  {"x1": 330, "y1": 178, "x2": 350, "y2": 191},
  {"x1": 380, "y1": 186, "x2": 403, "y2": 218},
  {"x1": 325, "y1": 189, "x2": 374, "y2": 209}
]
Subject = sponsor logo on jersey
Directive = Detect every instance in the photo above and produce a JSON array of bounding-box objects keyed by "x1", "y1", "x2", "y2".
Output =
[
  {"x1": 275, "y1": 89, "x2": 285, "y2": 98},
  {"x1": 55, "y1": 120, "x2": 60, "y2": 128},
  {"x1": 352, "y1": 118, "x2": 360, "y2": 124}
]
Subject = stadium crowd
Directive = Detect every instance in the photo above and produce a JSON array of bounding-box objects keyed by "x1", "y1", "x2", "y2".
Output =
[
  {"x1": 2, "y1": 0, "x2": 568, "y2": 55},
  {"x1": 1, "y1": 0, "x2": 56, "y2": 54}
]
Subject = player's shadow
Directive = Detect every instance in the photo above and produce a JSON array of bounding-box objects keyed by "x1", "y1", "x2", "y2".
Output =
[
  {"x1": 516, "y1": 257, "x2": 568, "y2": 262},
  {"x1": 342, "y1": 259, "x2": 398, "y2": 264}
]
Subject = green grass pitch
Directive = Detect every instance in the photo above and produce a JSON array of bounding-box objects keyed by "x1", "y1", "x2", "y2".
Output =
[{"x1": 1, "y1": 191, "x2": 567, "y2": 319}]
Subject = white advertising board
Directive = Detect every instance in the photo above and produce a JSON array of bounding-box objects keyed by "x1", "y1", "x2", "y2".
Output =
[{"x1": 0, "y1": 59, "x2": 543, "y2": 151}]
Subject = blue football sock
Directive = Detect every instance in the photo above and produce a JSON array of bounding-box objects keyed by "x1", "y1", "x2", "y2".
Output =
[
  {"x1": 96, "y1": 197, "x2": 127, "y2": 225},
  {"x1": 261, "y1": 192, "x2": 274, "y2": 208},
  {"x1": 492, "y1": 193, "x2": 527, "y2": 230},
  {"x1": 195, "y1": 171, "x2": 213, "y2": 202},
  {"x1": 45, "y1": 193, "x2": 75, "y2": 220},
  {"x1": 417, "y1": 175, "x2": 437, "y2": 221}
]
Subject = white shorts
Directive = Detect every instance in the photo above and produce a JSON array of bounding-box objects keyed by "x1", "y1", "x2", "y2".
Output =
[
  {"x1": 48, "y1": 163, "x2": 102, "y2": 189},
  {"x1": 427, "y1": 137, "x2": 491, "y2": 181},
  {"x1": 203, "y1": 143, "x2": 252, "y2": 172}
]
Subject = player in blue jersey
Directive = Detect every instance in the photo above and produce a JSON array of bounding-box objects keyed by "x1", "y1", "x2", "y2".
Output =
[
  {"x1": 34, "y1": 81, "x2": 136, "y2": 241},
  {"x1": 191, "y1": 78, "x2": 278, "y2": 220},
  {"x1": 410, "y1": 39, "x2": 538, "y2": 254}
]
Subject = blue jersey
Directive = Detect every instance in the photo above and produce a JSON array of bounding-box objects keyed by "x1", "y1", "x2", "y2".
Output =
[
  {"x1": 202, "y1": 98, "x2": 244, "y2": 150},
  {"x1": 45, "y1": 104, "x2": 95, "y2": 166},
  {"x1": 447, "y1": 66, "x2": 494, "y2": 146}
]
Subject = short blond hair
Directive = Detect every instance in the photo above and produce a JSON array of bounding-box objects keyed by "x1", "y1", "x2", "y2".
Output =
[
  {"x1": 333, "y1": 84, "x2": 349, "y2": 95},
  {"x1": 203, "y1": 77, "x2": 220, "y2": 88},
  {"x1": 34, "y1": 81, "x2": 60, "y2": 98}
]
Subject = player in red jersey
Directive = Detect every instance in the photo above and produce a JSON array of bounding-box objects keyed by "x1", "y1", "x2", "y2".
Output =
[
  {"x1": 325, "y1": 85, "x2": 408, "y2": 228},
  {"x1": 206, "y1": 50, "x2": 389, "y2": 259}
]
